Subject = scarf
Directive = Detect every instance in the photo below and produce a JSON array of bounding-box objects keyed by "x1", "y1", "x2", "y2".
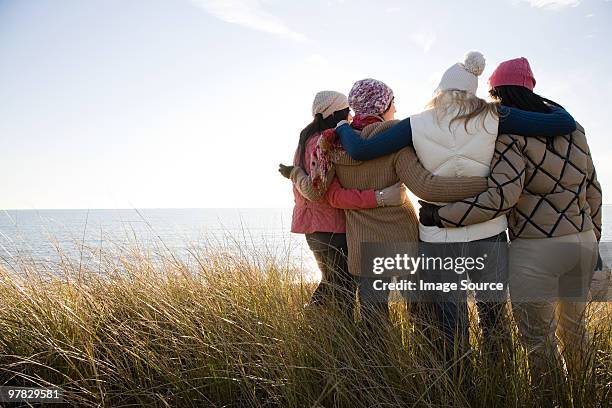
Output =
[
  {"x1": 350, "y1": 114, "x2": 384, "y2": 130},
  {"x1": 310, "y1": 115, "x2": 384, "y2": 193}
]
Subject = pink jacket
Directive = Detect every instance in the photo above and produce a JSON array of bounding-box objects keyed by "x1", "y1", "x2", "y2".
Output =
[{"x1": 290, "y1": 133, "x2": 377, "y2": 234}]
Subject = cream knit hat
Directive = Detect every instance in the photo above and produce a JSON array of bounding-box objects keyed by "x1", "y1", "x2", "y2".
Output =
[
  {"x1": 437, "y1": 51, "x2": 486, "y2": 94},
  {"x1": 311, "y1": 91, "x2": 349, "y2": 118}
]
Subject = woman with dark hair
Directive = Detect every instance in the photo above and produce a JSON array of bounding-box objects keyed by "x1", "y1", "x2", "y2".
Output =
[
  {"x1": 280, "y1": 91, "x2": 406, "y2": 317},
  {"x1": 420, "y1": 57, "x2": 602, "y2": 393}
]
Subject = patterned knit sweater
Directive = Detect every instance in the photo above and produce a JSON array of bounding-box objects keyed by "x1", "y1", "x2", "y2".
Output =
[
  {"x1": 437, "y1": 123, "x2": 602, "y2": 241},
  {"x1": 293, "y1": 120, "x2": 489, "y2": 276}
]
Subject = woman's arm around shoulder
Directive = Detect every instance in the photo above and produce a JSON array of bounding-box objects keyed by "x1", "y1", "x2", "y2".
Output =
[
  {"x1": 498, "y1": 105, "x2": 576, "y2": 137},
  {"x1": 290, "y1": 166, "x2": 333, "y2": 202},
  {"x1": 335, "y1": 117, "x2": 413, "y2": 161},
  {"x1": 393, "y1": 146, "x2": 488, "y2": 202},
  {"x1": 324, "y1": 177, "x2": 379, "y2": 210},
  {"x1": 437, "y1": 134, "x2": 526, "y2": 227}
]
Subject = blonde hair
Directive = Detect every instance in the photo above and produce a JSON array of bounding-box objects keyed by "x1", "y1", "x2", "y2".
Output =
[{"x1": 426, "y1": 89, "x2": 499, "y2": 133}]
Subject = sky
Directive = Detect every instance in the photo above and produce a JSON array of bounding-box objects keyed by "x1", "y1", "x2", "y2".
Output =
[{"x1": 0, "y1": 0, "x2": 611, "y2": 209}]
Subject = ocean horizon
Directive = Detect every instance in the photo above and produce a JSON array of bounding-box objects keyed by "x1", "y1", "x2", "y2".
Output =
[{"x1": 1, "y1": 206, "x2": 610, "y2": 276}]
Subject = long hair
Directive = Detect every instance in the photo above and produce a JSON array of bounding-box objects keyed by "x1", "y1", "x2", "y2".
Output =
[
  {"x1": 426, "y1": 89, "x2": 499, "y2": 133},
  {"x1": 297, "y1": 107, "x2": 350, "y2": 168},
  {"x1": 489, "y1": 85, "x2": 565, "y2": 151},
  {"x1": 489, "y1": 85, "x2": 563, "y2": 112}
]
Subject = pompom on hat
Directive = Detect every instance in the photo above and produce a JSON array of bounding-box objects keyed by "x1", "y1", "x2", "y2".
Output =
[
  {"x1": 311, "y1": 91, "x2": 349, "y2": 118},
  {"x1": 348, "y1": 78, "x2": 394, "y2": 116},
  {"x1": 437, "y1": 51, "x2": 486, "y2": 94},
  {"x1": 488, "y1": 57, "x2": 536, "y2": 91}
]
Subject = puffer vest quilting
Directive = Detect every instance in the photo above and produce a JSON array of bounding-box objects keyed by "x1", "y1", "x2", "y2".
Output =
[{"x1": 410, "y1": 107, "x2": 508, "y2": 242}]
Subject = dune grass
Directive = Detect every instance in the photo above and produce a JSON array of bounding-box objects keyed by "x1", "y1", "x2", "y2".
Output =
[{"x1": 0, "y1": 244, "x2": 610, "y2": 407}]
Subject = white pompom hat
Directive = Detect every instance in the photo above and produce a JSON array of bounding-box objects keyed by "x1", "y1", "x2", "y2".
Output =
[{"x1": 436, "y1": 51, "x2": 486, "y2": 95}]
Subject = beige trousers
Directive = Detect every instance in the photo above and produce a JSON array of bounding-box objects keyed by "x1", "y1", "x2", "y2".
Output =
[{"x1": 508, "y1": 229, "x2": 598, "y2": 380}]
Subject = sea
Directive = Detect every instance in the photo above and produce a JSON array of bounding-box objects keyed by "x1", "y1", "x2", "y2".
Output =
[{"x1": 1, "y1": 207, "x2": 611, "y2": 277}]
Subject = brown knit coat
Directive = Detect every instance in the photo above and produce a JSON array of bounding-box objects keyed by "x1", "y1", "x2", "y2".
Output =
[
  {"x1": 437, "y1": 123, "x2": 602, "y2": 241},
  {"x1": 293, "y1": 120, "x2": 489, "y2": 276}
]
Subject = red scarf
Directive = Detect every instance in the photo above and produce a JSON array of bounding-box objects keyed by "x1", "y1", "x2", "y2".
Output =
[
  {"x1": 310, "y1": 115, "x2": 384, "y2": 192},
  {"x1": 350, "y1": 114, "x2": 384, "y2": 130}
]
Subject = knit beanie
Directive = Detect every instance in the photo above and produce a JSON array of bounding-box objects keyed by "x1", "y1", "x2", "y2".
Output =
[
  {"x1": 348, "y1": 78, "x2": 394, "y2": 116},
  {"x1": 489, "y1": 57, "x2": 536, "y2": 91},
  {"x1": 436, "y1": 51, "x2": 486, "y2": 95},
  {"x1": 311, "y1": 91, "x2": 349, "y2": 118}
]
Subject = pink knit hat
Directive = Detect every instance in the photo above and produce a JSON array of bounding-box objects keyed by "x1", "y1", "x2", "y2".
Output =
[
  {"x1": 348, "y1": 78, "x2": 394, "y2": 116},
  {"x1": 488, "y1": 57, "x2": 536, "y2": 91}
]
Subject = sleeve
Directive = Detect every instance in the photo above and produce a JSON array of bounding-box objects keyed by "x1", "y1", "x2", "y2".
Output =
[
  {"x1": 437, "y1": 134, "x2": 526, "y2": 227},
  {"x1": 290, "y1": 166, "x2": 331, "y2": 202},
  {"x1": 336, "y1": 117, "x2": 413, "y2": 161},
  {"x1": 585, "y1": 141, "x2": 602, "y2": 241},
  {"x1": 290, "y1": 167, "x2": 378, "y2": 209},
  {"x1": 498, "y1": 105, "x2": 576, "y2": 137},
  {"x1": 393, "y1": 147, "x2": 488, "y2": 202},
  {"x1": 324, "y1": 177, "x2": 378, "y2": 210}
]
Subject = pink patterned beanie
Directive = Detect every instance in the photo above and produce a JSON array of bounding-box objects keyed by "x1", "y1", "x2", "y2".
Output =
[{"x1": 348, "y1": 78, "x2": 394, "y2": 116}]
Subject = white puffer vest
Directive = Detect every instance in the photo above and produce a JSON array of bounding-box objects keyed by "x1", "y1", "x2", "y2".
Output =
[{"x1": 410, "y1": 106, "x2": 508, "y2": 243}]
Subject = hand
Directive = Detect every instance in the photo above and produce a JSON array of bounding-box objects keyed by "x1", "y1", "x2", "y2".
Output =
[
  {"x1": 418, "y1": 200, "x2": 442, "y2": 227},
  {"x1": 278, "y1": 164, "x2": 294, "y2": 179},
  {"x1": 375, "y1": 182, "x2": 407, "y2": 207}
]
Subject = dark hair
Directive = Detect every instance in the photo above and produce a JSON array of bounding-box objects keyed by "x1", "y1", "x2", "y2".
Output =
[
  {"x1": 297, "y1": 107, "x2": 350, "y2": 168},
  {"x1": 490, "y1": 85, "x2": 565, "y2": 151},
  {"x1": 489, "y1": 85, "x2": 564, "y2": 113},
  {"x1": 383, "y1": 97, "x2": 395, "y2": 114}
]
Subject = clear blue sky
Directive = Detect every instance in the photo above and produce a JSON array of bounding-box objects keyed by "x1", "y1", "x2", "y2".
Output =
[{"x1": 0, "y1": 0, "x2": 610, "y2": 209}]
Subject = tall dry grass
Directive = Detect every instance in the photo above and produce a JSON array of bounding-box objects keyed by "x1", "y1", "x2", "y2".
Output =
[{"x1": 0, "y1": 243, "x2": 610, "y2": 407}]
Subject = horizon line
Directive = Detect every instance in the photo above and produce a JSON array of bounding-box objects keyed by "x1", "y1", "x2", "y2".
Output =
[{"x1": 2, "y1": 204, "x2": 612, "y2": 211}]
